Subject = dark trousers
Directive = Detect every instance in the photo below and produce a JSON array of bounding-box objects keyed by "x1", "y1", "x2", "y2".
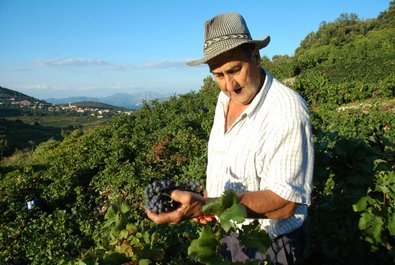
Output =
[
  {"x1": 221, "y1": 223, "x2": 307, "y2": 265},
  {"x1": 266, "y1": 223, "x2": 307, "y2": 265}
]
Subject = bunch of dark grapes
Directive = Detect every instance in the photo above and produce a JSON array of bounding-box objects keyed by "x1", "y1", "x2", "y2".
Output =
[{"x1": 145, "y1": 179, "x2": 204, "y2": 214}]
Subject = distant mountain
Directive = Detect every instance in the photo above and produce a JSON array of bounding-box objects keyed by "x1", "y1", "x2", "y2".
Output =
[
  {"x1": 45, "y1": 91, "x2": 168, "y2": 109},
  {"x1": 59, "y1": 101, "x2": 129, "y2": 111},
  {"x1": 0, "y1": 86, "x2": 166, "y2": 110}
]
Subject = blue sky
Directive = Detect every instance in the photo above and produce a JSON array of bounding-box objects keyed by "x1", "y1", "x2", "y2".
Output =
[{"x1": 0, "y1": 0, "x2": 391, "y2": 99}]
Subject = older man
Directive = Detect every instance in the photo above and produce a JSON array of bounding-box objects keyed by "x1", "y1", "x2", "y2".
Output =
[{"x1": 147, "y1": 13, "x2": 314, "y2": 264}]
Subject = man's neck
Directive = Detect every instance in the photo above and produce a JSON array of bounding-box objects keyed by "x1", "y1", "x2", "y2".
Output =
[{"x1": 226, "y1": 99, "x2": 248, "y2": 131}]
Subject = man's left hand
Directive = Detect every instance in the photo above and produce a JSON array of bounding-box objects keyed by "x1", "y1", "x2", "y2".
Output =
[{"x1": 146, "y1": 190, "x2": 205, "y2": 224}]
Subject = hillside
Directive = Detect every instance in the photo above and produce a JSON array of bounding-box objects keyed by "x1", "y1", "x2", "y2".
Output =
[
  {"x1": 0, "y1": 86, "x2": 45, "y2": 103},
  {"x1": 0, "y1": 86, "x2": 130, "y2": 156},
  {"x1": 263, "y1": 2, "x2": 395, "y2": 108},
  {"x1": 293, "y1": 10, "x2": 395, "y2": 85},
  {"x1": 0, "y1": 86, "x2": 135, "y2": 112},
  {"x1": 0, "y1": 2, "x2": 394, "y2": 265},
  {"x1": 58, "y1": 101, "x2": 130, "y2": 111},
  {"x1": 0, "y1": 86, "x2": 51, "y2": 109}
]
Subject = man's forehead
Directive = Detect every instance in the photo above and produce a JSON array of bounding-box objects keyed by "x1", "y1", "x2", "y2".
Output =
[
  {"x1": 208, "y1": 48, "x2": 250, "y2": 70},
  {"x1": 209, "y1": 60, "x2": 243, "y2": 73}
]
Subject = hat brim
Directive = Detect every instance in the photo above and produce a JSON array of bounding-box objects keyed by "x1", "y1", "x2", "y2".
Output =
[{"x1": 186, "y1": 36, "x2": 270, "y2": 66}]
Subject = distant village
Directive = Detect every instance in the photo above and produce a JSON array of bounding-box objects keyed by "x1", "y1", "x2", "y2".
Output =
[{"x1": 0, "y1": 97, "x2": 134, "y2": 117}]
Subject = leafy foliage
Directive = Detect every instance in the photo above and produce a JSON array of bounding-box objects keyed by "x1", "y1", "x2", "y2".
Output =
[
  {"x1": 188, "y1": 190, "x2": 271, "y2": 264},
  {"x1": 1, "y1": 2, "x2": 395, "y2": 264}
]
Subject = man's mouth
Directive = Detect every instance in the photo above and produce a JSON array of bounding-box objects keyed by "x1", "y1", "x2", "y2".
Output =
[{"x1": 234, "y1": 87, "x2": 242, "y2": 94}]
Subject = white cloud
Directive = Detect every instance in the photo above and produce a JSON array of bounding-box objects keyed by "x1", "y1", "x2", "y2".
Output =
[
  {"x1": 32, "y1": 57, "x2": 131, "y2": 71},
  {"x1": 12, "y1": 83, "x2": 50, "y2": 90},
  {"x1": 136, "y1": 59, "x2": 188, "y2": 69},
  {"x1": 35, "y1": 58, "x2": 109, "y2": 67},
  {"x1": 32, "y1": 57, "x2": 191, "y2": 70}
]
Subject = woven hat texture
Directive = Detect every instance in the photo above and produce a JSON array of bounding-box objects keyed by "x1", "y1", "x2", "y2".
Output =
[{"x1": 187, "y1": 13, "x2": 270, "y2": 66}]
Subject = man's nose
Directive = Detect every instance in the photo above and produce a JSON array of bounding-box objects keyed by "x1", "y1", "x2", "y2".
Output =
[{"x1": 224, "y1": 75, "x2": 237, "y2": 91}]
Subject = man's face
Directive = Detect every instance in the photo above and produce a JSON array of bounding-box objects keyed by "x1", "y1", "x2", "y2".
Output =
[{"x1": 208, "y1": 46, "x2": 262, "y2": 105}]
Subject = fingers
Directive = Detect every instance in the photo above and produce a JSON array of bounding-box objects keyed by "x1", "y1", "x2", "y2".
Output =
[
  {"x1": 145, "y1": 209, "x2": 166, "y2": 224},
  {"x1": 144, "y1": 190, "x2": 187, "y2": 224},
  {"x1": 146, "y1": 209, "x2": 181, "y2": 224},
  {"x1": 171, "y1": 189, "x2": 206, "y2": 205},
  {"x1": 204, "y1": 215, "x2": 214, "y2": 222},
  {"x1": 170, "y1": 189, "x2": 185, "y2": 201},
  {"x1": 198, "y1": 217, "x2": 209, "y2": 224},
  {"x1": 170, "y1": 189, "x2": 193, "y2": 204},
  {"x1": 195, "y1": 215, "x2": 216, "y2": 224},
  {"x1": 146, "y1": 190, "x2": 205, "y2": 224}
]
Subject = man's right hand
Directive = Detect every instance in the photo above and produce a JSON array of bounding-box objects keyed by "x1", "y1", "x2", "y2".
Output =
[{"x1": 194, "y1": 215, "x2": 216, "y2": 224}]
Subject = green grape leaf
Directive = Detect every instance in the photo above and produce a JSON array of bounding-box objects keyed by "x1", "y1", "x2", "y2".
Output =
[
  {"x1": 188, "y1": 226, "x2": 218, "y2": 262},
  {"x1": 120, "y1": 202, "x2": 131, "y2": 214},
  {"x1": 204, "y1": 189, "x2": 239, "y2": 216},
  {"x1": 218, "y1": 204, "x2": 247, "y2": 232},
  {"x1": 118, "y1": 229, "x2": 129, "y2": 239},
  {"x1": 221, "y1": 189, "x2": 238, "y2": 209},
  {"x1": 238, "y1": 220, "x2": 271, "y2": 254},
  {"x1": 126, "y1": 223, "x2": 137, "y2": 234},
  {"x1": 358, "y1": 211, "x2": 384, "y2": 245},
  {"x1": 139, "y1": 259, "x2": 152, "y2": 265},
  {"x1": 352, "y1": 196, "x2": 373, "y2": 212},
  {"x1": 203, "y1": 197, "x2": 222, "y2": 215},
  {"x1": 104, "y1": 205, "x2": 117, "y2": 222}
]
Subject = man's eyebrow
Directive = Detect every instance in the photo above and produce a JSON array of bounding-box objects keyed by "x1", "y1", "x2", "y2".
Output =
[
  {"x1": 210, "y1": 67, "x2": 223, "y2": 74},
  {"x1": 211, "y1": 64, "x2": 242, "y2": 74}
]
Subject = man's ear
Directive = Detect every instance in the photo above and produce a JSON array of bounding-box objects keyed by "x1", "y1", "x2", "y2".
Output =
[
  {"x1": 252, "y1": 48, "x2": 260, "y2": 64},
  {"x1": 255, "y1": 54, "x2": 260, "y2": 64}
]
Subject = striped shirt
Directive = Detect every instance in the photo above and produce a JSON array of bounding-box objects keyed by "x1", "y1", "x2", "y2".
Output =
[{"x1": 206, "y1": 70, "x2": 314, "y2": 238}]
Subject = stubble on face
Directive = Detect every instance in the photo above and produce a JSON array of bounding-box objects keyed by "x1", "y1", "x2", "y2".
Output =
[{"x1": 208, "y1": 46, "x2": 263, "y2": 105}]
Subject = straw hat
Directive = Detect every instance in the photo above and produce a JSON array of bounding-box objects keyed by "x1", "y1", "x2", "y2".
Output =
[{"x1": 187, "y1": 13, "x2": 270, "y2": 66}]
